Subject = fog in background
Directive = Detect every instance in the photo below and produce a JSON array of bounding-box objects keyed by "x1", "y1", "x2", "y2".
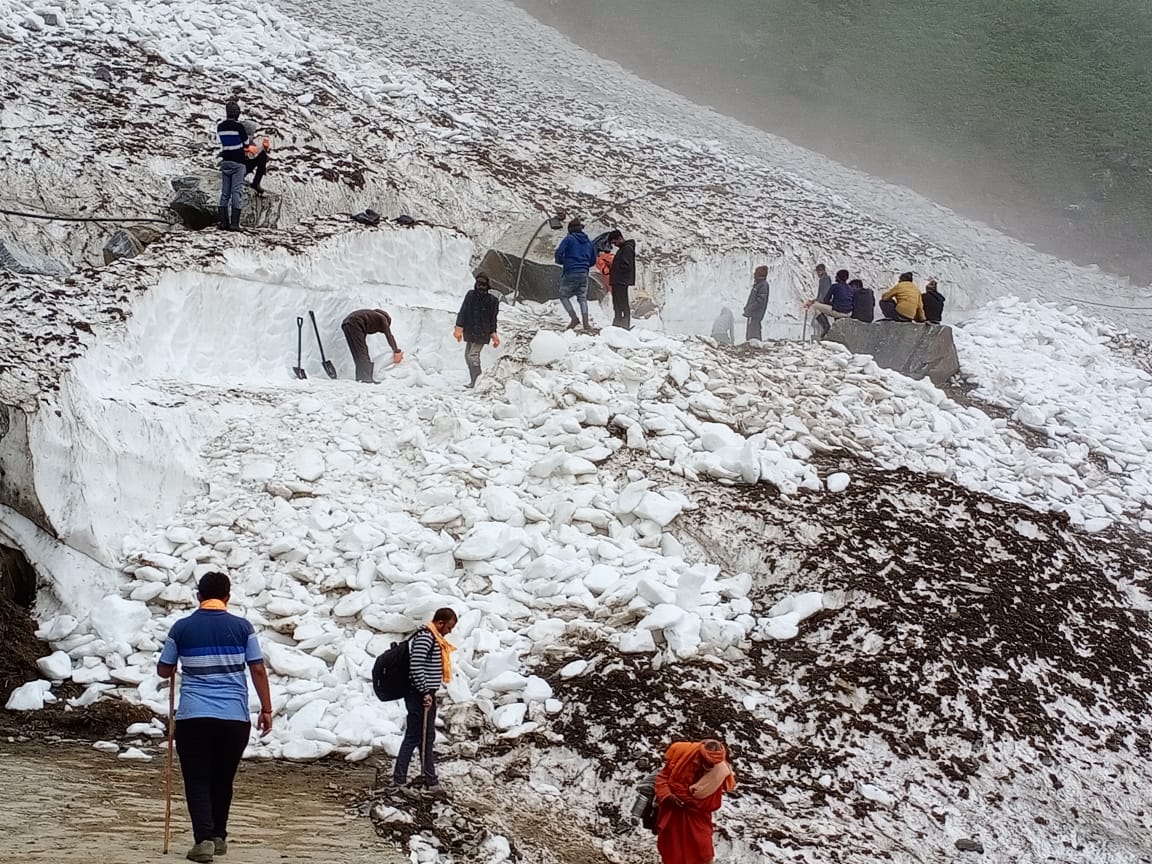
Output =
[{"x1": 513, "y1": 0, "x2": 1152, "y2": 284}]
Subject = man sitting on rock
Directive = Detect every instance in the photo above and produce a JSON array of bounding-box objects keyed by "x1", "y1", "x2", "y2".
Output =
[
  {"x1": 880, "y1": 272, "x2": 927, "y2": 323},
  {"x1": 922, "y1": 278, "x2": 946, "y2": 324},
  {"x1": 341, "y1": 309, "x2": 403, "y2": 383},
  {"x1": 804, "y1": 268, "x2": 855, "y2": 336}
]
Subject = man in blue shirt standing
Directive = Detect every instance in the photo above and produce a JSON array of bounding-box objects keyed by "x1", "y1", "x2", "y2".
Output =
[
  {"x1": 158, "y1": 571, "x2": 273, "y2": 863},
  {"x1": 554, "y1": 218, "x2": 598, "y2": 331},
  {"x1": 216, "y1": 101, "x2": 249, "y2": 232}
]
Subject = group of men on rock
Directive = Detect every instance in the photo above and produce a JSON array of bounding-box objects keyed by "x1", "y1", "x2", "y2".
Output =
[{"x1": 805, "y1": 263, "x2": 947, "y2": 335}]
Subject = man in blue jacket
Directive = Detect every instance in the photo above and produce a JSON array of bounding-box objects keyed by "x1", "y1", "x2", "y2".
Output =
[
  {"x1": 554, "y1": 218, "x2": 598, "y2": 331},
  {"x1": 804, "y1": 269, "x2": 856, "y2": 337}
]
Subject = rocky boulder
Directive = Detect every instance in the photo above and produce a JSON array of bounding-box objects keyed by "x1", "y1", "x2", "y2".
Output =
[
  {"x1": 479, "y1": 218, "x2": 607, "y2": 302},
  {"x1": 102, "y1": 225, "x2": 165, "y2": 265},
  {"x1": 0, "y1": 238, "x2": 68, "y2": 277},
  {"x1": 824, "y1": 318, "x2": 960, "y2": 385},
  {"x1": 168, "y1": 173, "x2": 281, "y2": 231}
]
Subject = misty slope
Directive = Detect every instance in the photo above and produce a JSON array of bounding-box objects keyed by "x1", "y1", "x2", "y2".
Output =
[{"x1": 1, "y1": 0, "x2": 1151, "y2": 863}]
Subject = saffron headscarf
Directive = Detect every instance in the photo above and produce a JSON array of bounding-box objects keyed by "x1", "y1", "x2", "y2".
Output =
[
  {"x1": 663, "y1": 740, "x2": 737, "y2": 793},
  {"x1": 427, "y1": 621, "x2": 456, "y2": 684}
]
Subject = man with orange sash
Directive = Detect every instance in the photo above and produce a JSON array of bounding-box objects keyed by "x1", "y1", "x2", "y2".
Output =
[
  {"x1": 654, "y1": 739, "x2": 737, "y2": 864},
  {"x1": 392, "y1": 607, "x2": 457, "y2": 797}
]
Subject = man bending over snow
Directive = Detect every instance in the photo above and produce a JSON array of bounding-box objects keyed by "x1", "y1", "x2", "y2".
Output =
[{"x1": 341, "y1": 309, "x2": 402, "y2": 383}]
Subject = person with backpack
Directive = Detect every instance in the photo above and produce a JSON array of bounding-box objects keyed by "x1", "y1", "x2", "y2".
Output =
[
  {"x1": 554, "y1": 218, "x2": 598, "y2": 331},
  {"x1": 849, "y1": 278, "x2": 875, "y2": 322},
  {"x1": 454, "y1": 273, "x2": 501, "y2": 388},
  {"x1": 653, "y1": 739, "x2": 736, "y2": 864},
  {"x1": 607, "y1": 230, "x2": 636, "y2": 330},
  {"x1": 742, "y1": 265, "x2": 770, "y2": 342},
  {"x1": 216, "y1": 100, "x2": 249, "y2": 232},
  {"x1": 156, "y1": 571, "x2": 273, "y2": 864},
  {"x1": 391, "y1": 608, "x2": 458, "y2": 797},
  {"x1": 341, "y1": 308, "x2": 403, "y2": 383}
]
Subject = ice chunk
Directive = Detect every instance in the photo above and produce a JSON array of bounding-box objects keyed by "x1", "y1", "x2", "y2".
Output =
[
  {"x1": 5, "y1": 679, "x2": 52, "y2": 710},
  {"x1": 492, "y1": 703, "x2": 528, "y2": 730},
  {"x1": 633, "y1": 492, "x2": 681, "y2": 527},
  {"x1": 118, "y1": 747, "x2": 153, "y2": 762},
  {"x1": 487, "y1": 671, "x2": 529, "y2": 693},
  {"x1": 583, "y1": 565, "x2": 619, "y2": 596},
  {"x1": 826, "y1": 472, "x2": 851, "y2": 493},
  {"x1": 282, "y1": 739, "x2": 336, "y2": 761},
  {"x1": 523, "y1": 676, "x2": 553, "y2": 702},
  {"x1": 89, "y1": 596, "x2": 150, "y2": 645},
  {"x1": 613, "y1": 630, "x2": 656, "y2": 654},
  {"x1": 36, "y1": 614, "x2": 79, "y2": 642},
  {"x1": 36, "y1": 650, "x2": 73, "y2": 681},
  {"x1": 93, "y1": 741, "x2": 120, "y2": 753},
  {"x1": 293, "y1": 447, "x2": 326, "y2": 482},
  {"x1": 639, "y1": 604, "x2": 685, "y2": 631},
  {"x1": 529, "y1": 331, "x2": 568, "y2": 365},
  {"x1": 559, "y1": 660, "x2": 588, "y2": 678},
  {"x1": 263, "y1": 642, "x2": 329, "y2": 679}
]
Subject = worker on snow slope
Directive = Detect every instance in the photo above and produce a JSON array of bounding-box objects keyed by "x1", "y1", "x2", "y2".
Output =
[
  {"x1": 341, "y1": 309, "x2": 403, "y2": 383},
  {"x1": 392, "y1": 607, "x2": 458, "y2": 798},
  {"x1": 454, "y1": 272, "x2": 501, "y2": 388},
  {"x1": 157, "y1": 571, "x2": 273, "y2": 864},
  {"x1": 922, "y1": 278, "x2": 946, "y2": 324},
  {"x1": 742, "y1": 265, "x2": 770, "y2": 342},
  {"x1": 554, "y1": 217, "x2": 598, "y2": 331},
  {"x1": 607, "y1": 229, "x2": 637, "y2": 330},
  {"x1": 217, "y1": 101, "x2": 249, "y2": 232},
  {"x1": 654, "y1": 739, "x2": 737, "y2": 864},
  {"x1": 880, "y1": 272, "x2": 927, "y2": 323}
]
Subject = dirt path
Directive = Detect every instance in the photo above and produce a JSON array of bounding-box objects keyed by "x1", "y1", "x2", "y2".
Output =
[{"x1": 0, "y1": 740, "x2": 407, "y2": 864}]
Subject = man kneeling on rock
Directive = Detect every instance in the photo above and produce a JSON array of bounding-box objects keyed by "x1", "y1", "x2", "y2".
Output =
[
  {"x1": 341, "y1": 308, "x2": 403, "y2": 383},
  {"x1": 393, "y1": 608, "x2": 458, "y2": 798}
]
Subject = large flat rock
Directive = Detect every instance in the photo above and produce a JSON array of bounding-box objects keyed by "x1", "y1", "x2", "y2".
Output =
[{"x1": 825, "y1": 318, "x2": 960, "y2": 385}]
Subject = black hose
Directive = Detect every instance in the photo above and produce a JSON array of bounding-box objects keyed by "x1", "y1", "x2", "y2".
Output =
[{"x1": 0, "y1": 207, "x2": 172, "y2": 224}]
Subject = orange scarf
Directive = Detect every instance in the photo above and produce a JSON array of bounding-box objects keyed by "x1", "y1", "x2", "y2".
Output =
[
  {"x1": 199, "y1": 599, "x2": 227, "y2": 611},
  {"x1": 664, "y1": 741, "x2": 737, "y2": 792},
  {"x1": 427, "y1": 623, "x2": 456, "y2": 684}
]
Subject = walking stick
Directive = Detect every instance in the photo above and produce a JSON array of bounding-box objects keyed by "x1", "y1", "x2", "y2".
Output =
[
  {"x1": 162, "y1": 675, "x2": 176, "y2": 854},
  {"x1": 801, "y1": 309, "x2": 809, "y2": 343},
  {"x1": 420, "y1": 701, "x2": 430, "y2": 786}
]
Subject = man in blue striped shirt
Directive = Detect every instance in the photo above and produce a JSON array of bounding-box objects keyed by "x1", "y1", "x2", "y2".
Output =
[
  {"x1": 392, "y1": 608, "x2": 457, "y2": 796},
  {"x1": 216, "y1": 101, "x2": 248, "y2": 232},
  {"x1": 158, "y1": 571, "x2": 272, "y2": 863}
]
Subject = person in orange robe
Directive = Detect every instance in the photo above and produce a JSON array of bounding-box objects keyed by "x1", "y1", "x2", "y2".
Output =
[{"x1": 653, "y1": 739, "x2": 737, "y2": 864}]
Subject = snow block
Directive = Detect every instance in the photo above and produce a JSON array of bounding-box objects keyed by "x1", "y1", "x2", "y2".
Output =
[
  {"x1": 529, "y1": 331, "x2": 568, "y2": 366},
  {"x1": 824, "y1": 319, "x2": 961, "y2": 385}
]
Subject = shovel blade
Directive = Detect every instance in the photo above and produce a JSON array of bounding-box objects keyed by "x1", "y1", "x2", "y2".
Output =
[
  {"x1": 322, "y1": 361, "x2": 338, "y2": 379},
  {"x1": 293, "y1": 368, "x2": 307, "y2": 380}
]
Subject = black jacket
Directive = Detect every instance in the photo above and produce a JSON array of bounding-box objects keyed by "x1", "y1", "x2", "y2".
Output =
[
  {"x1": 609, "y1": 239, "x2": 636, "y2": 287},
  {"x1": 456, "y1": 289, "x2": 499, "y2": 343},
  {"x1": 922, "y1": 290, "x2": 945, "y2": 324}
]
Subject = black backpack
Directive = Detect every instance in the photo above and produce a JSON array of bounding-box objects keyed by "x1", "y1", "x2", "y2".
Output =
[{"x1": 371, "y1": 633, "x2": 416, "y2": 701}]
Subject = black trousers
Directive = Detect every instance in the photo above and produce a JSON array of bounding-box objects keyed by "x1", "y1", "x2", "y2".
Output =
[
  {"x1": 175, "y1": 718, "x2": 251, "y2": 843},
  {"x1": 393, "y1": 692, "x2": 437, "y2": 784},
  {"x1": 610, "y1": 283, "x2": 631, "y2": 329},
  {"x1": 341, "y1": 321, "x2": 374, "y2": 382},
  {"x1": 746, "y1": 319, "x2": 763, "y2": 341},
  {"x1": 879, "y1": 298, "x2": 912, "y2": 322},
  {"x1": 245, "y1": 150, "x2": 268, "y2": 190}
]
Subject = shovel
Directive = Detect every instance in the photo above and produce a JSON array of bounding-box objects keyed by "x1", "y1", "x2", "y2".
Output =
[
  {"x1": 308, "y1": 310, "x2": 338, "y2": 379},
  {"x1": 293, "y1": 317, "x2": 307, "y2": 379}
]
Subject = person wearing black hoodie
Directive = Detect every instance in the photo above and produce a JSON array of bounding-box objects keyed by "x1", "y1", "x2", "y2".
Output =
[
  {"x1": 607, "y1": 230, "x2": 636, "y2": 329},
  {"x1": 454, "y1": 273, "x2": 501, "y2": 387},
  {"x1": 922, "y1": 278, "x2": 946, "y2": 324}
]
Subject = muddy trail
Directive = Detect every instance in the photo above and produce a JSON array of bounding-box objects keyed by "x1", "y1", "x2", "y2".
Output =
[{"x1": 0, "y1": 739, "x2": 406, "y2": 864}]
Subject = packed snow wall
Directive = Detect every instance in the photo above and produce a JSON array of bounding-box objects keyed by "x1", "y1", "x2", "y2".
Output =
[{"x1": 0, "y1": 226, "x2": 475, "y2": 604}]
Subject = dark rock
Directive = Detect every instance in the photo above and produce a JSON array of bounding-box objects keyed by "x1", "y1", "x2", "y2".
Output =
[
  {"x1": 169, "y1": 172, "x2": 280, "y2": 230},
  {"x1": 169, "y1": 187, "x2": 215, "y2": 230},
  {"x1": 126, "y1": 224, "x2": 164, "y2": 247},
  {"x1": 93, "y1": 64, "x2": 113, "y2": 83},
  {"x1": 102, "y1": 229, "x2": 143, "y2": 265},
  {"x1": 824, "y1": 318, "x2": 961, "y2": 385},
  {"x1": 955, "y1": 838, "x2": 984, "y2": 853}
]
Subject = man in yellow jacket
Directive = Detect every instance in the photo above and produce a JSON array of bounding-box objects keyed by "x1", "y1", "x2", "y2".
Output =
[{"x1": 880, "y1": 273, "x2": 927, "y2": 323}]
